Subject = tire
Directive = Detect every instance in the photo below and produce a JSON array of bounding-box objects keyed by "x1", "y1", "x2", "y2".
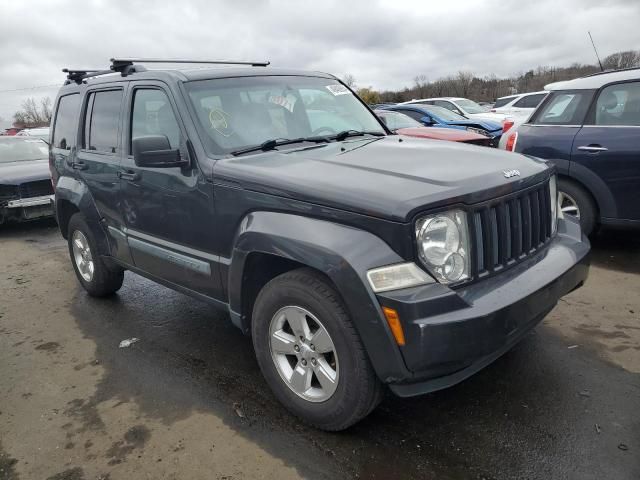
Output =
[
  {"x1": 252, "y1": 268, "x2": 383, "y2": 431},
  {"x1": 67, "y1": 213, "x2": 124, "y2": 297},
  {"x1": 558, "y1": 178, "x2": 597, "y2": 236}
]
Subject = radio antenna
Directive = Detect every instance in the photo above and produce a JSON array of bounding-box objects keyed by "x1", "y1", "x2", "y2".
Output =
[{"x1": 588, "y1": 31, "x2": 604, "y2": 72}]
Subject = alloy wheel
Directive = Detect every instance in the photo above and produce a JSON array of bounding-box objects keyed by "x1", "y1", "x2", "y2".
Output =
[
  {"x1": 71, "y1": 230, "x2": 94, "y2": 282},
  {"x1": 268, "y1": 306, "x2": 339, "y2": 402}
]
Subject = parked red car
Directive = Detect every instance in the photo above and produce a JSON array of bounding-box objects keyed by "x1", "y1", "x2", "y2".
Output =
[{"x1": 375, "y1": 110, "x2": 491, "y2": 146}]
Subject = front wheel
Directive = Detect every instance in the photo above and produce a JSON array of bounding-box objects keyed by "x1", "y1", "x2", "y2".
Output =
[
  {"x1": 67, "y1": 213, "x2": 124, "y2": 297},
  {"x1": 252, "y1": 268, "x2": 382, "y2": 431}
]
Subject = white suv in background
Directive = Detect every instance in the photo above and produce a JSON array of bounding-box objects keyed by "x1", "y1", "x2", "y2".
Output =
[{"x1": 491, "y1": 91, "x2": 547, "y2": 119}]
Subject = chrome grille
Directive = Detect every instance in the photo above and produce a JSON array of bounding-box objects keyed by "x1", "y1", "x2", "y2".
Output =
[{"x1": 472, "y1": 179, "x2": 553, "y2": 277}]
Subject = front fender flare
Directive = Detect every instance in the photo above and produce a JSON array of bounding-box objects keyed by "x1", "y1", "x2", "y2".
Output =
[{"x1": 228, "y1": 211, "x2": 411, "y2": 382}]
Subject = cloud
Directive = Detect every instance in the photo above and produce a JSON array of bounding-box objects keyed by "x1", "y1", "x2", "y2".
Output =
[{"x1": 0, "y1": 0, "x2": 639, "y2": 120}]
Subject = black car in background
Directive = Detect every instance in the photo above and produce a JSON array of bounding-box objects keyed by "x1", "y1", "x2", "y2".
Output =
[
  {"x1": 512, "y1": 68, "x2": 640, "y2": 235},
  {"x1": 0, "y1": 136, "x2": 55, "y2": 224}
]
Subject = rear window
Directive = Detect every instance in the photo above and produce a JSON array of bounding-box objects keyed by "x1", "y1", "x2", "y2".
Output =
[
  {"x1": 52, "y1": 94, "x2": 80, "y2": 150},
  {"x1": 513, "y1": 93, "x2": 546, "y2": 109},
  {"x1": 493, "y1": 96, "x2": 516, "y2": 108},
  {"x1": 530, "y1": 90, "x2": 594, "y2": 125}
]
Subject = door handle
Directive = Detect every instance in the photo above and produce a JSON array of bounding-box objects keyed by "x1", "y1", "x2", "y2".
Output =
[
  {"x1": 578, "y1": 145, "x2": 608, "y2": 153},
  {"x1": 71, "y1": 161, "x2": 88, "y2": 170},
  {"x1": 117, "y1": 170, "x2": 141, "y2": 181}
]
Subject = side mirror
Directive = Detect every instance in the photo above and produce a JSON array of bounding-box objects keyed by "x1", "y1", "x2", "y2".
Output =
[
  {"x1": 132, "y1": 135, "x2": 187, "y2": 168},
  {"x1": 420, "y1": 116, "x2": 433, "y2": 125}
]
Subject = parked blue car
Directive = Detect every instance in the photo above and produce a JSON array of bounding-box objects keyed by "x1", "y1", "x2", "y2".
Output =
[
  {"x1": 381, "y1": 104, "x2": 503, "y2": 146},
  {"x1": 512, "y1": 68, "x2": 640, "y2": 235}
]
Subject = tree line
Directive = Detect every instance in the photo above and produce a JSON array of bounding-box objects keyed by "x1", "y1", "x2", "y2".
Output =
[{"x1": 347, "y1": 49, "x2": 640, "y2": 104}]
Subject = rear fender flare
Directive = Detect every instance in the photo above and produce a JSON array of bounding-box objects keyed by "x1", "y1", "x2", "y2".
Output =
[{"x1": 55, "y1": 175, "x2": 110, "y2": 254}]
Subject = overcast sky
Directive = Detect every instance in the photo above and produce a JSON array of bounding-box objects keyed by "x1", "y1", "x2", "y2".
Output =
[{"x1": 1, "y1": 0, "x2": 639, "y2": 124}]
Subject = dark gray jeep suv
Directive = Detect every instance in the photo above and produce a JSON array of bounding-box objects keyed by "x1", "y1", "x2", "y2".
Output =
[{"x1": 50, "y1": 59, "x2": 590, "y2": 430}]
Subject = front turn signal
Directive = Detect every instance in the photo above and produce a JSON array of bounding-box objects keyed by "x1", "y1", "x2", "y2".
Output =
[{"x1": 382, "y1": 307, "x2": 406, "y2": 346}]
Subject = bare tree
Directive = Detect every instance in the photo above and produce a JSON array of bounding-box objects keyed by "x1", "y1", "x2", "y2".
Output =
[
  {"x1": 13, "y1": 97, "x2": 53, "y2": 128},
  {"x1": 342, "y1": 74, "x2": 357, "y2": 88}
]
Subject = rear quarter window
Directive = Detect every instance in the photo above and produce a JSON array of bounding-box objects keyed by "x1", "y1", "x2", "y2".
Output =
[
  {"x1": 513, "y1": 93, "x2": 546, "y2": 109},
  {"x1": 530, "y1": 90, "x2": 594, "y2": 125}
]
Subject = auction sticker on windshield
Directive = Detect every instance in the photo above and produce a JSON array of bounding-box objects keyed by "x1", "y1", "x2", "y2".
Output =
[{"x1": 326, "y1": 84, "x2": 350, "y2": 96}]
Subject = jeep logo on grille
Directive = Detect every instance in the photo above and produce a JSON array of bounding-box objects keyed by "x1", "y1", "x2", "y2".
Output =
[{"x1": 503, "y1": 169, "x2": 521, "y2": 178}]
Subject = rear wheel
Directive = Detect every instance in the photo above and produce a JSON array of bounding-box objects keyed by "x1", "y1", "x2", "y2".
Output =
[
  {"x1": 252, "y1": 268, "x2": 383, "y2": 431},
  {"x1": 558, "y1": 178, "x2": 597, "y2": 236},
  {"x1": 68, "y1": 213, "x2": 124, "y2": 297}
]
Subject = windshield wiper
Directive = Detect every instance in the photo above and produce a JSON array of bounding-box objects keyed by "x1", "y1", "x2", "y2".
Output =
[
  {"x1": 230, "y1": 136, "x2": 329, "y2": 156},
  {"x1": 332, "y1": 130, "x2": 386, "y2": 141}
]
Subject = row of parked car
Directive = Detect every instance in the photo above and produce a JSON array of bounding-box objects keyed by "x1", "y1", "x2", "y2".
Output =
[{"x1": 371, "y1": 68, "x2": 640, "y2": 235}]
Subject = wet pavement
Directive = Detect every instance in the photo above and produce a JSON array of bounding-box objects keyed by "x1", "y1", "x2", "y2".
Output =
[{"x1": 1, "y1": 219, "x2": 639, "y2": 479}]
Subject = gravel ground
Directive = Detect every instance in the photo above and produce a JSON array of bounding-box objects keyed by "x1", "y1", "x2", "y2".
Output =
[{"x1": 1, "y1": 219, "x2": 638, "y2": 480}]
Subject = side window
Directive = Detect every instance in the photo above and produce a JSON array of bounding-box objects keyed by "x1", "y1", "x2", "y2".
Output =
[
  {"x1": 531, "y1": 91, "x2": 593, "y2": 125},
  {"x1": 85, "y1": 90, "x2": 123, "y2": 153},
  {"x1": 434, "y1": 100, "x2": 455, "y2": 112},
  {"x1": 514, "y1": 93, "x2": 546, "y2": 109},
  {"x1": 399, "y1": 109, "x2": 425, "y2": 122},
  {"x1": 131, "y1": 89, "x2": 181, "y2": 151},
  {"x1": 52, "y1": 94, "x2": 80, "y2": 150},
  {"x1": 493, "y1": 96, "x2": 516, "y2": 108},
  {"x1": 594, "y1": 82, "x2": 640, "y2": 126}
]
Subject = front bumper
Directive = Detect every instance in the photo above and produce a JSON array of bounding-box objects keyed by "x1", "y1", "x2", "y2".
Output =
[
  {"x1": 376, "y1": 217, "x2": 589, "y2": 397},
  {"x1": 0, "y1": 194, "x2": 55, "y2": 223}
]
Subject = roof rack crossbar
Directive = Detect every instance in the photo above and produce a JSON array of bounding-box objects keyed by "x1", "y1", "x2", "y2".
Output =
[
  {"x1": 62, "y1": 68, "x2": 115, "y2": 84},
  {"x1": 109, "y1": 58, "x2": 270, "y2": 68}
]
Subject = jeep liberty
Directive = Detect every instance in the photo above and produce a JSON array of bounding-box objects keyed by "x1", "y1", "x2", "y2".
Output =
[{"x1": 50, "y1": 59, "x2": 590, "y2": 430}]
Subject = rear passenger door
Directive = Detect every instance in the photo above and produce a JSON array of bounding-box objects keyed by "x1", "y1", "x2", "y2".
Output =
[
  {"x1": 75, "y1": 86, "x2": 132, "y2": 262},
  {"x1": 572, "y1": 81, "x2": 640, "y2": 221},
  {"x1": 119, "y1": 82, "x2": 222, "y2": 299}
]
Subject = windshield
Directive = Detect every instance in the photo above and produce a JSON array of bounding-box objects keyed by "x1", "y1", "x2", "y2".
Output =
[
  {"x1": 421, "y1": 105, "x2": 467, "y2": 121},
  {"x1": 185, "y1": 76, "x2": 386, "y2": 155},
  {"x1": 0, "y1": 138, "x2": 48, "y2": 163},
  {"x1": 455, "y1": 99, "x2": 488, "y2": 114},
  {"x1": 376, "y1": 111, "x2": 421, "y2": 130}
]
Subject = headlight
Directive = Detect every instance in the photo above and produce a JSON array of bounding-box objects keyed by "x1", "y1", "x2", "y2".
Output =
[
  {"x1": 415, "y1": 210, "x2": 470, "y2": 284},
  {"x1": 549, "y1": 174, "x2": 559, "y2": 234}
]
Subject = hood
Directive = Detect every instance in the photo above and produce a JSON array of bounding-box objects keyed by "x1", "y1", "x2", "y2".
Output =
[
  {"x1": 466, "y1": 112, "x2": 508, "y2": 124},
  {"x1": 213, "y1": 136, "x2": 551, "y2": 222},
  {"x1": 0, "y1": 159, "x2": 50, "y2": 185},
  {"x1": 397, "y1": 127, "x2": 487, "y2": 142}
]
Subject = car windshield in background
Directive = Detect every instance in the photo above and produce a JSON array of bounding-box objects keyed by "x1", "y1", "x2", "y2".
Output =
[
  {"x1": 531, "y1": 90, "x2": 594, "y2": 125},
  {"x1": 0, "y1": 138, "x2": 48, "y2": 163},
  {"x1": 422, "y1": 105, "x2": 467, "y2": 121},
  {"x1": 456, "y1": 99, "x2": 488, "y2": 114},
  {"x1": 377, "y1": 111, "x2": 421, "y2": 130},
  {"x1": 185, "y1": 76, "x2": 385, "y2": 155}
]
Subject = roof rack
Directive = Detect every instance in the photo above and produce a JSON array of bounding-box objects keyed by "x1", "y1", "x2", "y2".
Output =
[
  {"x1": 63, "y1": 58, "x2": 271, "y2": 85},
  {"x1": 583, "y1": 66, "x2": 640, "y2": 78},
  {"x1": 109, "y1": 58, "x2": 270, "y2": 68}
]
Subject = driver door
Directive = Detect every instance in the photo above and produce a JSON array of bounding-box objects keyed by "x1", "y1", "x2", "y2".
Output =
[{"x1": 119, "y1": 82, "x2": 223, "y2": 299}]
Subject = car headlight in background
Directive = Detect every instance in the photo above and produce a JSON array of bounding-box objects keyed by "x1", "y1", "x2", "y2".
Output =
[
  {"x1": 415, "y1": 210, "x2": 470, "y2": 284},
  {"x1": 549, "y1": 174, "x2": 560, "y2": 234}
]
